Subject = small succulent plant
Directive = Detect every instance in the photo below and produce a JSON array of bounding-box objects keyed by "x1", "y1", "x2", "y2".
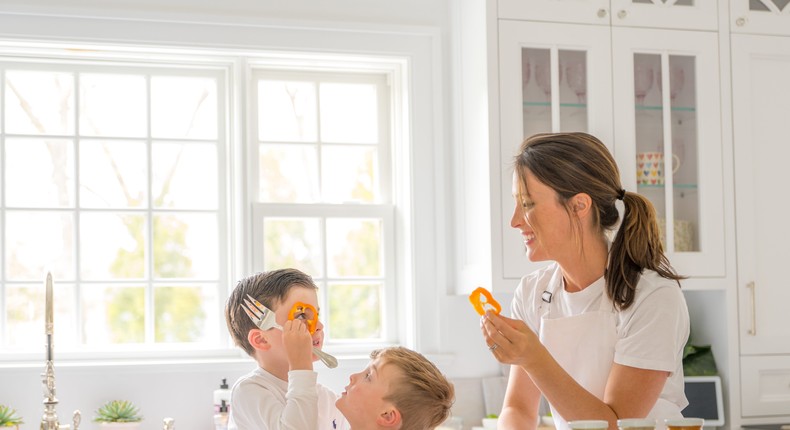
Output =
[
  {"x1": 0, "y1": 405, "x2": 23, "y2": 427},
  {"x1": 93, "y1": 400, "x2": 143, "y2": 423}
]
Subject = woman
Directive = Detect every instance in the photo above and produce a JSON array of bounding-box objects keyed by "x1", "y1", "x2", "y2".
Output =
[{"x1": 480, "y1": 132, "x2": 689, "y2": 430}]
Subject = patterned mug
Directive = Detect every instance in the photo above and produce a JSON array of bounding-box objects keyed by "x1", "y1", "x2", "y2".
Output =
[{"x1": 636, "y1": 151, "x2": 680, "y2": 186}]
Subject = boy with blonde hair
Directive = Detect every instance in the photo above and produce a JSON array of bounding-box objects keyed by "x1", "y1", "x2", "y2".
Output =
[
  {"x1": 336, "y1": 346, "x2": 455, "y2": 429},
  {"x1": 225, "y1": 268, "x2": 349, "y2": 430}
]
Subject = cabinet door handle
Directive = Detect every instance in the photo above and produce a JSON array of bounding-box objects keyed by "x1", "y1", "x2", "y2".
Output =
[{"x1": 747, "y1": 281, "x2": 756, "y2": 335}]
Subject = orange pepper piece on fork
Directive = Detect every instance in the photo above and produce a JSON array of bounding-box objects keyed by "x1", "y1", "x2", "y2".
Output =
[
  {"x1": 288, "y1": 302, "x2": 319, "y2": 334},
  {"x1": 468, "y1": 287, "x2": 501, "y2": 316}
]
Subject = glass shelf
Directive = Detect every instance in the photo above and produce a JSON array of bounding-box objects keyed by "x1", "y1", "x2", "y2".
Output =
[
  {"x1": 635, "y1": 104, "x2": 696, "y2": 112},
  {"x1": 522, "y1": 102, "x2": 695, "y2": 112},
  {"x1": 638, "y1": 183, "x2": 698, "y2": 189},
  {"x1": 523, "y1": 101, "x2": 587, "y2": 108}
]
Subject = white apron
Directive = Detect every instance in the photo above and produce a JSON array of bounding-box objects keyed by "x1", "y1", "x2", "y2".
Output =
[{"x1": 538, "y1": 272, "x2": 681, "y2": 430}]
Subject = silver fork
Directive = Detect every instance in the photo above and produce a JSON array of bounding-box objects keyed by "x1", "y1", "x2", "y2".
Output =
[{"x1": 242, "y1": 294, "x2": 338, "y2": 369}]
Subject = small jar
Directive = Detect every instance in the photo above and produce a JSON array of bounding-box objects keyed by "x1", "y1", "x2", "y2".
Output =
[
  {"x1": 568, "y1": 420, "x2": 609, "y2": 430},
  {"x1": 665, "y1": 418, "x2": 704, "y2": 430},
  {"x1": 618, "y1": 418, "x2": 656, "y2": 430}
]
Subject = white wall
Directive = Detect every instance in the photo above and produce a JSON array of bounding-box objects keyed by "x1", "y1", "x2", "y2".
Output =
[
  {"x1": 0, "y1": 1, "x2": 506, "y2": 429},
  {"x1": 0, "y1": 0, "x2": 449, "y2": 27}
]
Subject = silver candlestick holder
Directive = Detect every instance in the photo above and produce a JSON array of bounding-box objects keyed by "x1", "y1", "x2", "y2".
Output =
[{"x1": 40, "y1": 272, "x2": 81, "y2": 430}]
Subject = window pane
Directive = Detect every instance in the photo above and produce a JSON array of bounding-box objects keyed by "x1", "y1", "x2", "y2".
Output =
[
  {"x1": 6, "y1": 211, "x2": 74, "y2": 281},
  {"x1": 326, "y1": 218, "x2": 382, "y2": 277},
  {"x1": 263, "y1": 218, "x2": 322, "y2": 276},
  {"x1": 258, "y1": 80, "x2": 317, "y2": 142},
  {"x1": 154, "y1": 284, "x2": 219, "y2": 343},
  {"x1": 259, "y1": 144, "x2": 319, "y2": 203},
  {"x1": 1, "y1": 60, "x2": 228, "y2": 351},
  {"x1": 79, "y1": 139, "x2": 147, "y2": 208},
  {"x1": 5, "y1": 70, "x2": 75, "y2": 135},
  {"x1": 152, "y1": 142, "x2": 217, "y2": 209},
  {"x1": 322, "y1": 145, "x2": 378, "y2": 203},
  {"x1": 153, "y1": 213, "x2": 218, "y2": 279},
  {"x1": 319, "y1": 82, "x2": 378, "y2": 144},
  {"x1": 151, "y1": 76, "x2": 217, "y2": 139},
  {"x1": 81, "y1": 284, "x2": 145, "y2": 344},
  {"x1": 5, "y1": 138, "x2": 74, "y2": 208},
  {"x1": 80, "y1": 212, "x2": 146, "y2": 280},
  {"x1": 327, "y1": 282, "x2": 381, "y2": 340},
  {"x1": 79, "y1": 74, "x2": 147, "y2": 137},
  {"x1": 4, "y1": 282, "x2": 77, "y2": 349}
]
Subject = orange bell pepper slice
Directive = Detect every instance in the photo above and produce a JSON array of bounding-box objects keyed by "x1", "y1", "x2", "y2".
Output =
[
  {"x1": 469, "y1": 287, "x2": 501, "y2": 316},
  {"x1": 288, "y1": 302, "x2": 318, "y2": 334}
]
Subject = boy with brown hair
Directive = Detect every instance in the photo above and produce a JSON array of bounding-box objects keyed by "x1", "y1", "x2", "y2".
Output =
[
  {"x1": 224, "y1": 268, "x2": 349, "y2": 430},
  {"x1": 336, "y1": 346, "x2": 455, "y2": 430}
]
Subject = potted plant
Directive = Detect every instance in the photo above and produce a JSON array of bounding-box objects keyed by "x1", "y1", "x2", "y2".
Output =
[
  {"x1": 0, "y1": 405, "x2": 23, "y2": 429},
  {"x1": 93, "y1": 400, "x2": 143, "y2": 429}
]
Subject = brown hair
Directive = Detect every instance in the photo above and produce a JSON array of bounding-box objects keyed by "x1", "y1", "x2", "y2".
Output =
[
  {"x1": 225, "y1": 268, "x2": 318, "y2": 356},
  {"x1": 513, "y1": 132, "x2": 683, "y2": 310},
  {"x1": 372, "y1": 347, "x2": 454, "y2": 430}
]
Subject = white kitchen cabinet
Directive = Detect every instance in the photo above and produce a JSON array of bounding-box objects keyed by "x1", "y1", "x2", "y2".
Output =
[
  {"x1": 496, "y1": 20, "x2": 613, "y2": 281},
  {"x1": 740, "y1": 356, "x2": 790, "y2": 417},
  {"x1": 497, "y1": 0, "x2": 610, "y2": 25},
  {"x1": 732, "y1": 33, "x2": 790, "y2": 418},
  {"x1": 731, "y1": 0, "x2": 790, "y2": 36},
  {"x1": 609, "y1": 0, "x2": 717, "y2": 30},
  {"x1": 454, "y1": 2, "x2": 729, "y2": 294},
  {"x1": 498, "y1": 0, "x2": 717, "y2": 30},
  {"x1": 612, "y1": 28, "x2": 726, "y2": 280}
]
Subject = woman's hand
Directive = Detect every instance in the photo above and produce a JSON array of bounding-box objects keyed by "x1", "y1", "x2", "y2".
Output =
[{"x1": 481, "y1": 311, "x2": 544, "y2": 369}]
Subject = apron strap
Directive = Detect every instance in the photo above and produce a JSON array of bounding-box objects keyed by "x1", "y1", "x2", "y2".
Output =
[{"x1": 539, "y1": 268, "x2": 565, "y2": 319}]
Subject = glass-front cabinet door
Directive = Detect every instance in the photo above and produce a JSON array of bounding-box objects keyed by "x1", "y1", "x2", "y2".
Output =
[
  {"x1": 496, "y1": 20, "x2": 613, "y2": 287},
  {"x1": 612, "y1": 27, "x2": 724, "y2": 279}
]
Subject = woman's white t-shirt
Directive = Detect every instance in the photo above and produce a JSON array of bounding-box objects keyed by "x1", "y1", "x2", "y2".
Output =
[{"x1": 511, "y1": 262, "x2": 690, "y2": 412}]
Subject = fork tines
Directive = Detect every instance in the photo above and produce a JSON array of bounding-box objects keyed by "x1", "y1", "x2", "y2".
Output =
[{"x1": 242, "y1": 294, "x2": 265, "y2": 326}]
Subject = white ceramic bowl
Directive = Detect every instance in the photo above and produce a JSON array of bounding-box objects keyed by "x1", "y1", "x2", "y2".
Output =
[
  {"x1": 618, "y1": 418, "x2": 656, "y2": 430},
  {"x1": 482, "y1": 417, "x2": 498, "y2": 430},
  {"x1": 568, "y1": 420, "x2": 609, "y2": 430}
]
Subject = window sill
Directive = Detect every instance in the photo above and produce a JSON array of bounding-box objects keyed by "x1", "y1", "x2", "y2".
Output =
[{"x1": 0, "y1": 351, "x2": 456, "y2": 374}]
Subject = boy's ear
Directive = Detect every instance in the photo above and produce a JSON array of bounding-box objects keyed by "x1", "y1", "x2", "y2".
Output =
[
  {"x1": 247, "y1": 328, "x2": 272, "y2": 352},
  {"x1": 377, "y1": 407, "x2": 402, "y2": 428}
]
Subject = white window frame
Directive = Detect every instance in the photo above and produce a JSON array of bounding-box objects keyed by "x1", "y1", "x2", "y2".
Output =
[
  {"x1": 0, "y1": 51, "x2": 237, "y2": 360},
  {"x1": 0, "y1": 12, "x2": 446, "y2": 366},
  {"x1": 248, "y1": 62, "x2": 403, "y2": 354}
]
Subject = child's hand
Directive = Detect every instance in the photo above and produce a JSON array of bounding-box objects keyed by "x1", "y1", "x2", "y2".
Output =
[{"x1": 282, "y1": 319, "x2": 314, "y2": 371}]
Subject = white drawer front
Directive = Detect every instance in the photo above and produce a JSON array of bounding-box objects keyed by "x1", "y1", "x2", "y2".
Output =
[{"x1": 741, "y1": 356, "x2": 790, "y2": 417}]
